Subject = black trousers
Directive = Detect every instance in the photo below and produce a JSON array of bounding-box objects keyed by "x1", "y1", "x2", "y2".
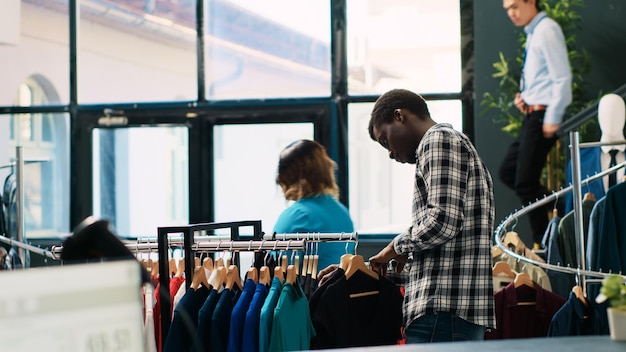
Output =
[{"x1": 499, "y1": 111, "x2": 557, "y2": 244}]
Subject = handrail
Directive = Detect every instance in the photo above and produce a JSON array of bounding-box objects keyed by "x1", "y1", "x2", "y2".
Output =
[{"x1": 556, "y1": 83, "x2": 626, "y2": 138}]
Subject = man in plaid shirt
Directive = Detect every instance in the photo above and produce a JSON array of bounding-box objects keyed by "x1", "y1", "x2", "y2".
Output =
[{"x1": 367, "y1": 89, "x2": 496, "y2": 343}]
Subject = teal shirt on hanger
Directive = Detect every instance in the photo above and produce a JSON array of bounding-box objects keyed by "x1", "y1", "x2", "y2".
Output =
[{"x1": 273, "y1": 194, "x2": 355, "y2": 270}]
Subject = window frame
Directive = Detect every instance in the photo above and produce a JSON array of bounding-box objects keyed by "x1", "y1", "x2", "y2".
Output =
[{"x1": 0, "y1": 0, "x2": 474, "y2": 241}]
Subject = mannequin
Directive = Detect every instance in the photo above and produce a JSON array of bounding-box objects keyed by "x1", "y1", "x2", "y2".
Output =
[
  {"x1": 564, "y1": 93, "x2": 626, "y2": 213},
  {"x1": 598, "y1": 93, "x2": 626, "y2": 191}
]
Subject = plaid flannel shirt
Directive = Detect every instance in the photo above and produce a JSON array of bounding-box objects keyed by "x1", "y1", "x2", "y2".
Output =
[{"x1": 390, "y1": 123, "x2": 496, "y2": 329}]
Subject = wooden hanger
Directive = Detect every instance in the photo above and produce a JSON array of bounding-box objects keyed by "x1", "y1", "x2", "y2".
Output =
[
  {"x1": 311, "y1": 254, "x2": 319, "y2": 280},
  {"x1": 583, "y1": 192, "x2": 596, "y2": 202},
  {"x1": 247, "y1": 266, "x2": 259, "y2": 284},
  {"x1": 214, "y1": 257, "x2": 224, "y2": 268},
  {"x1": 294, "y1": 255, "x2": 300, "y2": 277},
  {"x1": 208, "y1": 265, "x2": 226, "y2": 290},
  {"x1": 339, "y1": 253, "x2": 353, "y2": 270},
  {"x1": 175, "y1": 258, "x2": 185, "y2": 278},
  {"x1": 492, "y1": 261, "x2": 516, "y2": 278},
  {"x1": 273, "y1": 265, "x2": 284, "y2": 284},
  {"x1": 302, "y1": 254, "x2": 309, "y2": 276},
  {"x1": 514, "y1": 272, "x2": 534, "y2": 289},
  {"x1": 305, "y1": 253, "x2": 313, "y2": 275},
  {"x1": 514, "y1": 272, "x2": 536, "y2": 306},
  {"x1": 151, "y1": 259, "x2": 159, "y2": 277},
  {"x1": 503, "y1": 231, "x2": 523, "y2": 252},
  {"x1": 286, "y1": 264, "x2": 297, "y2": 284},
  {"x1": 191, "y1": 265, "x2": 209, "y2": 290},
  {"x1": 572, "y1": 285, "x2": 589, "y2": 307},
  {"x1": 492, "y1": 245, "x2": 503, "y2": 258},
  {"x1": 344, "y1": 255, "x2": 380, "y2": 298},
  {"x1": 203, "y1": 257, "x2": 214, "y2": 272},
  {"x1": 281, "y1": 254, "x2": 288, "y2": 275},
  {"x1": 345, "y1": 255, "x2": 379, "y2": 281},
  {"x1": 194, "y1": 257, "x2": 200, "y2": 267},
  {"x1": 168, "y1": 258, "x2": 177, "y2": 276},
  {"x1": 259, "y1": 266, "x2": 271, "y2": 286},
  {"x1": 226, "y1": 265, "x2": 242, "y2": 290}
]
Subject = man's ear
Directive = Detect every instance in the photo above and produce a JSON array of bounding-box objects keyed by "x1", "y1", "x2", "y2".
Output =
[{"x1": 393, "y1": 108, "x2": 403, "y2": 121}]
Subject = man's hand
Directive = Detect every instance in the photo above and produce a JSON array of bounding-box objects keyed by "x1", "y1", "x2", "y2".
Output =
[
  {"x1": 514, "y1": 92, "x2": 528, "y2": 114},
  {"x1": 317, "y1": 264, "x2": 339, "y2": 287},
  {"x1": 369, "y1": 241, "x2": 407, "y2": 277},
  {"x1": 542, "y1": 123, "x2": 559, "y2": 138}
]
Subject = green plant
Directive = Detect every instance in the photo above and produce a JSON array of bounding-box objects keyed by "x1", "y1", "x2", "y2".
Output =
[
  {"x1": 480, "y1": 0, "x2": 597, "y2": 189},
  {"x1": 597, "y1": 274, "x2": 626, "y2": 310}
]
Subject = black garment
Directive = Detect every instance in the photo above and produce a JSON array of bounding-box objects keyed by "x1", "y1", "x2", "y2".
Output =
[
  {"x1": 547, "y1": 291, "x2": 610, "y2": 337},
  {"x1": 608, "y1": 149, "x2": 618, "y2": 188},
  {"x1": 309, "y1": 270, "x2": 403, "y2": 349},
  {"x1": 189, "y1": 288, "x2": 221, "y2": 352},
  {"x1": 209, "y1": 287, "x2": 241, "y2": 352},
  {"x1": 499, "y1": 111, "x2": 558, "y2": 244},
  {"x1": 162, "y1": 286, "x2": 210, "y2": 352},
  {"x1": 60, "y1": 217, "x2": 151, "y2": 284}
]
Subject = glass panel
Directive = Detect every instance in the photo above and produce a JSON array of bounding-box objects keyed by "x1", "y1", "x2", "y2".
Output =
[
  {"x1": 214, "y1": 123, "x2": 313, "y2": 233},
  {"x1": 42, "y1": 115, "x2": 54, "y2": 142},
  {"x1": 79, "y1": 1, "x2": 196, "y2": 103},
  {"x1": 348, "y1": 100, "x2": 462, "y2": 233},
  {"x1": 93, "y1": 127, "x2": 189, "y2": 238},
  {"x1": 347, "y1": 0, "x2": 461, "y2": 95},
  {"x1": 205, "y1": 0, "x2": 330, "y2": 99},
  {"x1": 214, "y1": 122, "x2": 313, "y2": 271},
  {"x1": 1, "y1": 113, "x2": 71, "y2": 239},
  {"x1": 0, "y1": 0, "x2": 69, "y2": 106}
]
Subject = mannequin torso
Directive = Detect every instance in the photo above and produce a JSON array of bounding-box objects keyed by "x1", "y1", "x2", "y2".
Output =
[{"x1": 598, "y1": 93, "x2": 626, "y2": 190}]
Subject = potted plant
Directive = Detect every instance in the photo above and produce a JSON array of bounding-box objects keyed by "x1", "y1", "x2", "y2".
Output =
[{"x1": 596, "y1": 274, "x2": 626, "y2": 341}]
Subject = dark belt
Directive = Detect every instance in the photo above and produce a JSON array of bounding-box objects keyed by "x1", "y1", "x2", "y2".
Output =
[{"x1": 527, "y1": 104, "x2": 547, "y2": 114}]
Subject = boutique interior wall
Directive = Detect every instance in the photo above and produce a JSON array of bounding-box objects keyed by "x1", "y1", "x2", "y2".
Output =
[{"x1": 473, "y1": 0, "x2": 626, "y2": 245}]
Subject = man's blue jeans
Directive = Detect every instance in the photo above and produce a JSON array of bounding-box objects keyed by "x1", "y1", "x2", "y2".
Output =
[{"x1": 404, "y1": 311, "x2": 485, "y2": 343}]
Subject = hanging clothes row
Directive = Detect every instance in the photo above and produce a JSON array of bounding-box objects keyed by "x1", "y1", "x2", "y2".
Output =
[
  {"x1": 152, "y1": 226, "x2": 402, "y2": 351},
  {"x1": 265, "y1": 232, "x2": 358, "y2": 283},
  {"x1": 152, "y1": 232, "x2": 313, "y2": 352},
  {"x1": 491, "y1": 131, "x2": 626, "y2": 339},
  {"x1": 160, "y1": 247, "x2": 315, "y2": 352}
]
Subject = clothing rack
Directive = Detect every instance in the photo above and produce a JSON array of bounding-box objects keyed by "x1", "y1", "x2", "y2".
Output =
[
  {"x1": 156, "y1": 220, "x2": 263, "y2": 341},
  {"x1": 154, "y1": 235, "x2": 307, "y2": 351},
  {"x1": 263, "y1": 232, "x2": 358, "y2": 241},
  {"x1": 1, "y1": 147, "x2": 51, "y2": 265},
  {"x1": 495, "y1": 131, "x2": 626, "y2": 294},
  {"x1": 0, "y1": 234, "x2": 56, "y2": 261},
  {"x1": 50, "y1": 234, "x2": 265, "y2": 257}
]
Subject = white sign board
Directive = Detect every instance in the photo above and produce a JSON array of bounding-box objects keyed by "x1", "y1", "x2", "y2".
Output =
[{"x1": 0, "y1": 260, "x2": 146, "y2": 352}]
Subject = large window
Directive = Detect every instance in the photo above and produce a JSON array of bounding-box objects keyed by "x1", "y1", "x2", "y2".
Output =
[
  {"x1": 346, "y1": 0, "x2": 463, "y2": 233},
  {"x1": 78, "y1": 0, "x2": 197, "y2": 103},
  {"x1": 213, "y1": 123, "x2": 314, "y2": 234},
  {"x1": 204, "y1": 0, "x2": 331, "y2": 99},
  {"x1": 348, "y1": 100, "x2": 462, "y2": 233},
  {"x1": 93, "y1": 127, "x2": 189, "y2": 237},
  {"x1": 0, "y1": 0, "x2": 466, "y2": 243},
  {"x1": 6, "y1": 77, "x2": 69, "y2": 238},
  {"x1": 347, "y1": 0, "x2": 461, "y2": 95}
]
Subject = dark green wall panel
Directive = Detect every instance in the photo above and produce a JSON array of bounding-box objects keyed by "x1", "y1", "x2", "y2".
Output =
[{"x1": 473, "y1": 0, "x2": 626, "y2": 245}]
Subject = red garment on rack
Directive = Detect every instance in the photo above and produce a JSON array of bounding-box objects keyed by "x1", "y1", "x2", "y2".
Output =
[
  {"x1": 153, "y1": 276, "x2": 186, "y2": 352},
  {"x1": 485, "y1": 281, "x2": 565, "y2": 339}
]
